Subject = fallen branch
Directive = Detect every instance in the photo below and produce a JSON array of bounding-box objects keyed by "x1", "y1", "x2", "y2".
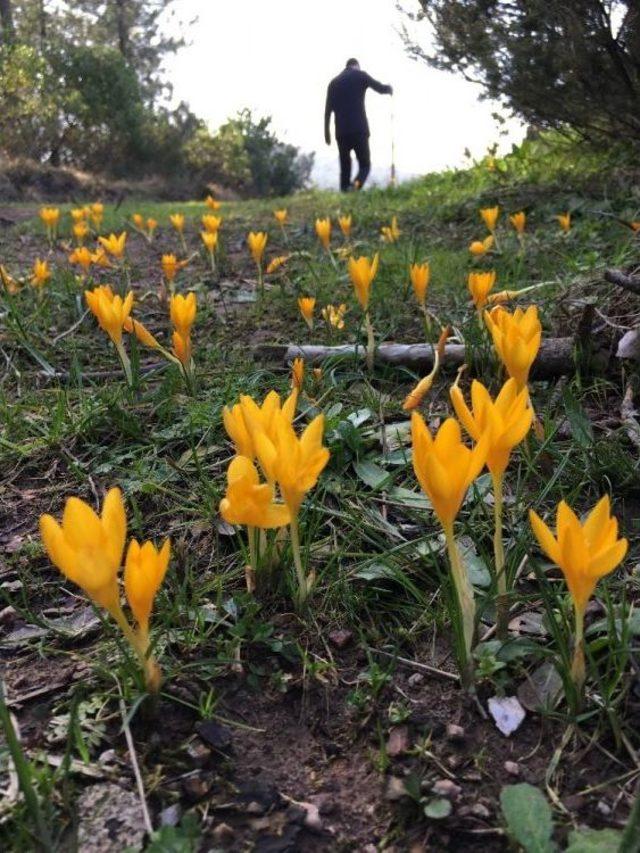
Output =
[
  {"x1": 604, "y1": 268, "x2": 640, "y2": 295},
  {"x1": 260, "y1": 337, "x2": 579, "y2": 379}
]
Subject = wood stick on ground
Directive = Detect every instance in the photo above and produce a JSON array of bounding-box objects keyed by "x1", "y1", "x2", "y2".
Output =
[{"x1": 260, "y1": 337, "x2": 578, "y2": 379}]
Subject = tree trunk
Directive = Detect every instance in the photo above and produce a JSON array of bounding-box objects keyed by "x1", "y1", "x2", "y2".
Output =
[
  {"x1": 115, "y1": 0, "x2": 129, "y2": 58},
  {"x1": 0, "y1": 0, "x2": 15, "y2": 45}
]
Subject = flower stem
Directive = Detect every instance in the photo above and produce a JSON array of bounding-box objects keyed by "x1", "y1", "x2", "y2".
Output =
[
  {"x1": 571, "y1": 603, "x2": 586, "y2": 698},
  {"x1": 365, "y1": 311, "x2": 375, "y2": 372},
  {"x1": 444, "y1": 523, "x2": 476, "y2": 689},
  {"x1": 114, "y1": 340, "x2": 133, "y2": 388},
  {"x1": 289, "y1": 515, "x2": 309, "y2": 610},
  {"x1": 493, "y1": 472, "x2": 509, "y2": 640}
]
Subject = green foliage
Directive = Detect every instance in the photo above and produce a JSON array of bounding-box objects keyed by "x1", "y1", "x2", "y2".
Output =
[
  {"x1": 500, "y1": 784, "x2": 555, "y2": 853},
  {"x1": 184, "y1": 110, "x2": 314, "y2": 197},
  {"x1": 403, "y1": 1, "x2": 640, "y2": 143}
]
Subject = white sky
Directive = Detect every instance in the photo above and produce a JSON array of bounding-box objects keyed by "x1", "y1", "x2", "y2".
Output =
[{"x1": 165, "y1": 0, "x2": 525, "y2": 188}]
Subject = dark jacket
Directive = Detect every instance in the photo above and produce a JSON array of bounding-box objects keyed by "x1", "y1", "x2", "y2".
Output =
[{"x1": 325, "y1": 67, "x2": 392, "y2": 139}]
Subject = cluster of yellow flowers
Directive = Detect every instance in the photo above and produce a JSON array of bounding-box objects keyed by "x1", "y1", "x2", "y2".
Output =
[
  {"x1": 40, "y1": 488, "x2": 170, "y2": 691},
  {"x1": 39, "y1": 203, "x2": 104, "y2": 243},
  {"x1": 84, "y1": 285, "x2": 197, "y2": 390},
  {"x1": 221, "y1": 389, "x2": 329, "y2": 606},
  {"x1": 469, "y1": 205, "x2": 571, "y2": 257}
]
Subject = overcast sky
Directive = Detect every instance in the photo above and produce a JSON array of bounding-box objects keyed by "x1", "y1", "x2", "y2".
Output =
[{"x1": 165, "y1": 0, "x2": 525, "y2": 188}]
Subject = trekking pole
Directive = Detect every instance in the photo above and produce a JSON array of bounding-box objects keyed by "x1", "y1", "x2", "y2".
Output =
[{"x1": 390, "y1": 93, "x2": 397, "y2": 188}]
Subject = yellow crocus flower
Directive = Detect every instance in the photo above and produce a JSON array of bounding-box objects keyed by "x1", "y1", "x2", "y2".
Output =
[
  {"x1": 124, "y1": 538, "x2": 171, "y2": 638},
  {"x1": 411, "y1": 414, "x2": 488, "y2": 530},
  {"x1": 510, "y1": 211, "x2": 526, "y2": 234},
  {"x1": 480, "y1": 206, "x2": 499, "y2": 232},
  {"x1": 69, "y1": 247, "x2": 93, "y2": 273},
  {"x1": 403, "y1": 326, "x2": 449, "y2": 411},
  {"x1": 146, "y1": 218, "x2": 158, "y2": 237},
  {"x1": 529, "y1": 496, "x2": 627, "y2": 692},
  {"x1": 338, "y1": 214, "x2": 352, "y2": 238},
  {"x1": 40, "y1": 488, "x2": 126, "y2": 615},
  {"x1": 201, "y1": 230, "x2": 218, "y2": 253},
  {"x1": 72, "y1": 221, "x2": 89, "y2": 244},
  {"x1": 298, "y1": 296, "x2": 316, "y2": 329},
  {"x1": 0, "y1": 264, "x2": 20, "y2": 294},
  {"x1": 274, "y1": 209, "x2": 288, "y2": 225},
  {"x1": 31, "y1": 258, "x2": 51, "y2": 289},
  {"x1": 484, "y1": 305, "x2": 541, "y2": 390},
  {"x1": 348, "y1": 253, "x2": 379, "y2": 312},
  {"x1": 71, "y1": 207, "x2": 87, "y2": 223},
  {"x1": 85, "y1": 286, "x2": 134, "y2": 346},
  {"x1": 169, "y1": 292, "x2": 196, "y2": 337},
  {"x1": 266, "y1": 255, "x2": 289, "y2": 274},
  {"x1": 450, "y1": 378, "x2": 532, "y2": 479},
  {"x1": 411, "y1": 414, "x2": 488, "y2": 683},
  {"x1": 468, "y1": 270, "x2": 497, "y2": 310},
  {"x1": 205, "y1": 194, "x2": 221, "y2": 210},
  {"x1": 91, "y1": 248, "x2": 111, "y2": 268},
  {"x1": 410, "y1": 262, "x2": 430, "y2": 307},
  {"x1": 451, "y1": 377, "x2": 532, "y2": 638},
  {"x1": 169, "y1": 213, "x2": 185, "y2": 233},
  {"x1": 98, "y1": 232, "x2": 127, "y2": 259},
  {"x1": 202, "y1": 214, "x2": 222, "y2": 233},
  {"x1": 315, "y1": 217, "x2": 332, "y2": 250},
  {"x1": 223, "y1": 389, "x2": 298, "y2": 460},
  {"x1": 469, "y1": 234, "x2": 494, "y2": 257},
  {"x1": 125, "y1": 317, "x2": 161, "y2": 349},
  {"x1": 248, "y1": 231, "x2": 268, "y2": 265},
  {"x1": 291, "y1": 356, "x2": 305, "y2": 390},
  {"x1": 255, "y1": 412, "x2": 329, "y2": 518},
  {"x1": 220, "y1": 456, "x2": 291, "y2": 529},
  {"x1": 172, "y1": 331, "x2": 191, "y2": 368},
  {"x1": 90, "y1": 203, "x2": 104, "y2": 228},
  {"x1": 39, "y1": 206, "x2": 60, "y2": 231},
  {"x1": 161, "y1": 253, "x2": 188, "y2": 283},
  {"x1": 556, "y1": 212, "x2": 571, "y2": 233},
  {"x1": 132, "y1": 213, "x2": 144, "y2": 228},
  {"x1": 380, "y1": 216, "x2": 400, "y2": 243},
  {"x1": 321, "y1": 303, "x2": 347, "y2": 330}
]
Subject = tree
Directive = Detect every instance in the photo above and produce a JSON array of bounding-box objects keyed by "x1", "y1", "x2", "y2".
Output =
[
  {"x1": 11, "y1": 0, "x2": 189, "y2": 103},
  {"x1": 0, "y1": 0, "x2": 15, "y2": 45},
  {"x1": 400, "y1": 1, "x2": 640, "y2": 142}
]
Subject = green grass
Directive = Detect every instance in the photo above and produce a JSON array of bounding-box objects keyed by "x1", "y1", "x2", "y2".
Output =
[{"x1": 1, "y1": 133, "x2": 639, "y2": 849}]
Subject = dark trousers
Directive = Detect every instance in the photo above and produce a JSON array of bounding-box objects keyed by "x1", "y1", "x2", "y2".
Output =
[{"x1": 337, "y1": 132, "x2": 371, "y2": 191}]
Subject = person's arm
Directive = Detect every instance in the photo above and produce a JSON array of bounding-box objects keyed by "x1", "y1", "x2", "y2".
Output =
[
  {"x1": 364, "y1": 72, "x2": 393, "y2": 95},
  {"x1": 324, "y1": 84, "x2": 333, "y2": 145}
]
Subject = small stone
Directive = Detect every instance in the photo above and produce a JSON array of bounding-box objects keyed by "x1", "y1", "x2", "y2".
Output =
[
  {"x1": 504, "y1": 761, "x2": 520, "y2": 777},
  {"x1": 197, "y1": 720, "x2": 233, "y2": 754},
  {"x1": 187, "y1": 741, "x2": 210, "y2": 768},
  {"x1": 246, "y1": 800, "x2": 266, "y2": 815},
  {"x1": 328, "y1": 629, "x2": 353, "y2": 650},
  {"x1": 432, "y1": 779, "x2": 462, "y2": 801},
  {"x1": 470, "y1": 802, "x2": 491, "y2": 819},
  {"x1": 407, "y1": 672, "x2": 424, "y2": 687},
  {"x1": 446, "y1": 755, "x2": 461, "y2": 770},
  {"x1": 596, "y1": 800, "x2": 611, "y2": 817},
  {"x1": 446, "y1": 723, "x2": 465, "y2": 742},
  {"x1": 212, "y1": 822, "x2": 235, "y2": 843},
  {"x1": 160, "y1": 804, "x2": 182, "y2": 827},
  {"x1": 387, "y1": 725, "x2": 410, "y2": 757},
  {"x1": 385, "y1": 776, "x2": 407, "y2": 801},
  {"x1": 181, "y1": 774, "x2": 212, "y2": 802}
]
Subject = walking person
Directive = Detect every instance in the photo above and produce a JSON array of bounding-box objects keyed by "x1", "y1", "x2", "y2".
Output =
[{"x1": 324, "y1": 58, "x2": 393, "y2": 192}]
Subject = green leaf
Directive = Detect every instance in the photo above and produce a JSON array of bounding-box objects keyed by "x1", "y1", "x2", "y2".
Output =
[
  {"x1": 565, "y1": 828, "x2": 622, "y2": 853},
  {"x1": 388, "y1": 486, "x2": 430, "y2": 510},
  {"x1": 353, "y1": 460, "x2": 392, "y2": 490},
  {"x1": 500, "y1": 783, "x2": 555, "y2": 853},
  {"x1": 563, "y1": 388, "x2": 593, "y2": 448}
]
